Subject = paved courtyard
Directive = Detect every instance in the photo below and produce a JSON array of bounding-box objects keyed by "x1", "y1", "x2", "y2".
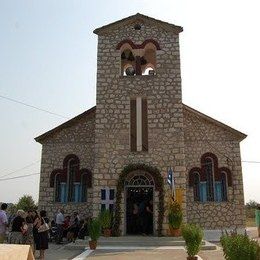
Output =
[{"x1": 44, "y1": 227, "x2": 260, "y2": 260}]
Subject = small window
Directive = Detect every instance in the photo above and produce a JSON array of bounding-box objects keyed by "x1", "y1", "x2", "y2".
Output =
[
  {"x1": 101, "y1": 189, "x2": 106, "y2": 200},
  {"x1": 134, "y1": 24, "x2": 141, "y2": 30},
  {"x1": 100, "y1": 188, "x2": 115, "y2": 211}
]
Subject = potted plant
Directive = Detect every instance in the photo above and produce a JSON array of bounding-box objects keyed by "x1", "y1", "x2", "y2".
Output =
[
  {"x1": 168, "y1": 200, "x2": 183, "y2": 236},
  {"x1": 220, "y1": 230, "x2": 260, "y2": 259},
  {"x1": 99, "y1": 209, "x2": 112, "y2": 237},
  {"x1": 88, "y1": 218, "x2": 101, "y2": 250},
  {"x1": 181, "y1": 224, "x2": 203, "y2": 260}
]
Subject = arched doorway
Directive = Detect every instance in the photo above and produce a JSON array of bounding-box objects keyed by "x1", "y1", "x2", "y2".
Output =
[
  {"x1": 113, "y1": 163, "x2": 164, "y2": 237},
  {"x1": 125, "y1": 171, "x2": 154, "y2": 235}
]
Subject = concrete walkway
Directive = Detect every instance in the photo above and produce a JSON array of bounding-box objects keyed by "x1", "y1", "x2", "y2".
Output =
[
  {"x1": 45, "y1": 243, "x2": 83, "y2": 260},
  {"x1": 46, "y1": 227, "x2": 260, "y2": 260}
]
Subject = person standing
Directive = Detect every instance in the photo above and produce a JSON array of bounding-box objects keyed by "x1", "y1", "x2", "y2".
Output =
[
  {"x1": 9, "y1": 210, "x2": 27, "y2": 244},
  {"x1": 24, "y1": 210, "x2": 35, "y2": 252},
  {"x1": 55, "y1": 209, "x2": 64, "y2": 244},
  {"x1": 0, "y1": 203, "x2": 8, "y2": 243},
  {"x1": 255, "y1": 206, "x2": 260, "y2": 237},
  {"x1": 34, "y1": 210, "x2": 49, "y2": 260},
  {"x1": 67, "y1": 212, "x2": 80, "y2": 243}
]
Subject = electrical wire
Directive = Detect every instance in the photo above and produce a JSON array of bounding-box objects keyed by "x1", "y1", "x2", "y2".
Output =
[
  {"x1": 0, "y1": 160, "x2": 40, "y2": 179},
  {"x1": 0, "y1": 94, "x2": 69, "y2": 119},
  {"x1": 0, "y1": 173, "x2": 40, "y2": 181}
]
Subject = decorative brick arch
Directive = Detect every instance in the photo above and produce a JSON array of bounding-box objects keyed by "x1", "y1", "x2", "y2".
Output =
[
  {"x1": 113, "y1": 163, "x2": 164, "y2": 236},
  {"x1": 50, "y1": 154, "x2": 92, "y2": 188},
  {"x1": 116, "y1": 39, "x2": 161, "y2": 50},
  {"x1": 189, "y1": 152, "x2": 232, "y2": 187}
]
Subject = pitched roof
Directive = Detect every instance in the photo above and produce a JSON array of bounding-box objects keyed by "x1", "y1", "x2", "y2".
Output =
[
  {"x1": 35, "y1": 104, "x2": 246, "y2": 144},
  {"x1": 93, "y1": 13, "x2": 183, "y2": 35},
  {"x1": 35, "y1": 106, "x2": 96, "y2": 143},
  {"x1": 183, "y1": 104, "x2": 247, "y2": 140}
]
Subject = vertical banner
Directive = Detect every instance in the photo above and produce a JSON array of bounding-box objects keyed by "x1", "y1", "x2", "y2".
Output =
[{"x1": 175, "y1": 188, "x2": 183, "y2": 205}]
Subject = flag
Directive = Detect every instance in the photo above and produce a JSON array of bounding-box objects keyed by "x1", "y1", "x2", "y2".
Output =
[{"x1": 167, "y1": 168, "x2": 173, "y2": 187}]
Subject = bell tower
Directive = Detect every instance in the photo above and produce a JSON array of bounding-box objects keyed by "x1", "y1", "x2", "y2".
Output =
[{"x1": 92, "y1": 13, "x2": 186, "y2": 235}]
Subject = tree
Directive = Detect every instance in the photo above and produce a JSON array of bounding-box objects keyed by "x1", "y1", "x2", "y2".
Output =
[
  {"x1": 16, "y1": 195, "x2": 37, "y2": 211},
  {"x1": 246, "y1": 200, "x2": 259, "y2": 209}
]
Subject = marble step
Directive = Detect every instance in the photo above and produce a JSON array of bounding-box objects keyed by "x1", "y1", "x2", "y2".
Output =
[{"x1": 65, "y1": 236, "x2": 217, "y2": 251}]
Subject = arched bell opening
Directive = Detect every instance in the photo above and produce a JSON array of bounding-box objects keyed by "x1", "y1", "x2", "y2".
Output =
[{"x1": 120, "y1": 45, "x2": 136, "y2": 76}]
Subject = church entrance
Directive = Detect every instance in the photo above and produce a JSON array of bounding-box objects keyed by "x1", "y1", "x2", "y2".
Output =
[
  {"x1": 126, "y1": 187, "x2": 153, "y2": 235},
  {"x1": 124, "y1": 172, "x2": 155, "y2": 235}
]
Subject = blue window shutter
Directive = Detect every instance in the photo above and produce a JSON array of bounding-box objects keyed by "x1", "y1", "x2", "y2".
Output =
[
  {"x1": 74, "y1": 183, "x2": 81, "y2": 202},
  {"x1": 199, "y1": 182, "x2": 207, "y2": 202},
  {"x1": 60, "y1": 183, "x2": 67, "y2": 203},
  {"x1": 215, "y1": 182, "x2": 222, "y2": 202}
]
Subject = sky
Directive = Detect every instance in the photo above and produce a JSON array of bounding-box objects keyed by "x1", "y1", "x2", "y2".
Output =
[{"x1": 0, "y1": 0, "x2": 260, "y2": 204}]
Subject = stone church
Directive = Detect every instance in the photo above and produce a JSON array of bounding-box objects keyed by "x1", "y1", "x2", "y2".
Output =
[{"x1": 35, "y1": 13, "x2": 246, "y2": 236}]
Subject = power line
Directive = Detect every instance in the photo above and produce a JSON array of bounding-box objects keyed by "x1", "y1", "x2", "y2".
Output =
[
  {"x1": 0, "y1": 173, "x2": 40, "y2": 182},
  {"x1": 0, "y1": 160, "x2": 40, "y2": 179},
  {"x1": 242, "y1": 161, "x2": 260, "y2": 164},
  {"x1": 0, "y1": 94, "x2": 69, "y2": 119},
  {"x1": 0, "y1": 160, "x2": 260, "y2": 183}
]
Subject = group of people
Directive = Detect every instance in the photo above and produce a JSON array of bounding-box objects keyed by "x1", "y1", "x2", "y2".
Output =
[
  {"x1": 54, "y1": 209, "x2": 87, "y2": 244},
  {"x1": 0, "y1": 203, "x2": 49, "y2": 259},
  {"x1": 127, "y1": 199, "x2": 153, "y2": 235},
  {"x1": 0, "y1": 204, "x2": 90, "y2": 259}
]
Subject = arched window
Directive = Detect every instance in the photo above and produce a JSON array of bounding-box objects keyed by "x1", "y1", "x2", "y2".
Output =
[
  {"x1": 50, "y1": 154, "x2": 92, "y2": 203},
  {"x1": 221, "y1": 171, "x2": 228, "y2": 201},
  {"x1": 81, "y1": 173, "x2": 88, "y2": 202},
  {"x1": 189, "y1": 153, "x2": 232, "y2": 203},
  {"x1": 67, "y1": 158, "x2": 78, "y2": 202},
  {"x1": 204, "y1": 157, "x2": 214, "y2": 201},
  {"x1": 193, "y1": 172, "x2": 200, "y2": 201}
]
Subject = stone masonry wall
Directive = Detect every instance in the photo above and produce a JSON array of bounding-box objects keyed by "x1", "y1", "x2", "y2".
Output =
[
  {"x1": 93, "y1": 21, "x2": 186, "y2": 235},
  {"x1": 38, "y1": 112, "x2": 95, "y2": 220},
  {"x1": 184, "y1": 108, "x2": 245, "y2": 229}
]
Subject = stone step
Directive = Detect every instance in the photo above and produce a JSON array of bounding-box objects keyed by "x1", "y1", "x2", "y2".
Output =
[{"x1": 65, "y1": 236, "x2": 217, "y2": 251}]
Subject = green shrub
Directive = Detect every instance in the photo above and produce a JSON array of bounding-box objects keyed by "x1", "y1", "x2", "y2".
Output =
[
  {"x1": 181, "y1": 224, "x2": 203, "y2": 257},
  {"x1": 220, "y1": 231, "x2": 260, "y2": 260},
  {"x1": 168, "y1": 201, "x2": 183, "y2": 229},
  {"x1": 99, "y1": 209, "x2": 112, "y2": 229},
  {"x1": 88, "y1": 218, "x2": 101, "y2": 241}
]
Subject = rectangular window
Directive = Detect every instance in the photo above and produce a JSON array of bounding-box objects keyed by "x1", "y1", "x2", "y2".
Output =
[
  {"x1": 130, "y1": 97, "x2": 148, "y2": 152},
  {"x1": 109, "y1": 189, "x2": 115, "y2": 200},
  {"x1": 199, "y1": 182, "x2": 207, "y2": 202},
  {"x1": 60, "y1": 183, "x2": 67, "y2": 203},
  {"x1": 101, "y1": 204, "x2": 106, "y2": 211},
  {"x1": 101, "y1": 188, "x2": 115, "y2": 211},
  {"x1": 74, "y1": 183, "x2": 81, "y2": 202},
  {"x1": 215, "y1": 182, "x2": 222, "y2": 202},
  {"x1": 101, "y1": 189, "x2": 106, "y2": 200}
]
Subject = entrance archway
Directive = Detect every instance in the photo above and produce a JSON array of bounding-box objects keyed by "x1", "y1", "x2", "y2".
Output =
[
  {"x1": 113, "y1": 163, "x2": 164, "y2": 236},
  {"x1": 125, "y1": 172, "x2": 154, "y2": 235}
]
